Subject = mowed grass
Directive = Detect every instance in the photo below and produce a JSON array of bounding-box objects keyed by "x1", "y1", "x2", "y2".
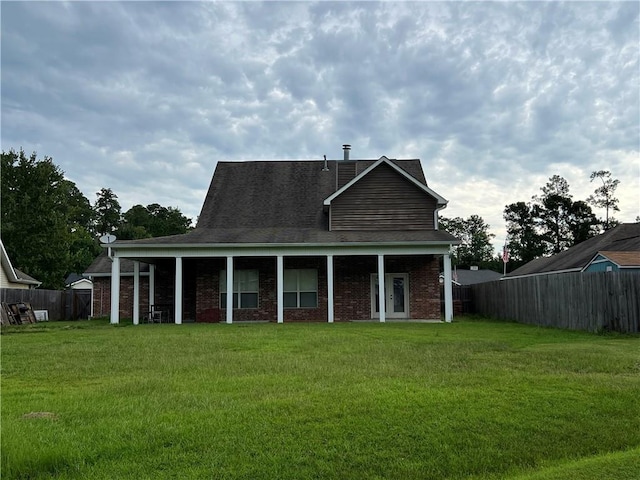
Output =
[{"x1": 1, "y1": 318, "x2": 639, "y2": 479}]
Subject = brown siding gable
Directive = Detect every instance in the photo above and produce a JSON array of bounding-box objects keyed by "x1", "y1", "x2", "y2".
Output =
[{"x1": 325, "y1": 157, "x2": 448, "y2": 231}]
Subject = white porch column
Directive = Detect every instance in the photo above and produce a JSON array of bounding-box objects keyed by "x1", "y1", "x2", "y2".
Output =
[
  {"x1": 175, "y1": 256, "x2": 183, "y2": 324},
  {"x1": 277, "y1": 255, "x2": 284, "y2": 323},
  {"x1": 327, "y1": 255, "x2": 334, "y2": 323},
  {"x1": 110, "y1": 256, "x2": 120, "y2": 324},
  {"x1": 377, "y1": 254, "x2": 386, "y2": 323},
  {"x1": 133, "y1": 261, "x2": 140, "y2": 325},
  {"x1": 226, "y1": 256, "x2": 233, "y2": 324},
  {"x1": 149, "y1": 264, "x2": 155, "y2": 314},
  {"x1": 90, "y1": 278, "x2": 95, "y2": 319},
  {"x1": 443, "y1": 253, "x2": 453, "y2": 323}
]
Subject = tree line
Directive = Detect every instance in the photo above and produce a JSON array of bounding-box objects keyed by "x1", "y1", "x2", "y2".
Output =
[
  {"x1": 441, "y1": 171, "x2": 622, "y2": 272},
  {"x1": 1, "y1": 149, "x2": 193, "y2": 289}
]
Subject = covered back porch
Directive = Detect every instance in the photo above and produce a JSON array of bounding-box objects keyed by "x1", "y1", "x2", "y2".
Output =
[{"x1": 109, "y1": 243, "x2": 455, "y2": 324}]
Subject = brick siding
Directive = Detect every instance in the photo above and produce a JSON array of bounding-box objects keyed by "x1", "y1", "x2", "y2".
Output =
[{"x1": 92, "y1": 276, "x2": 150, "y2": 320}]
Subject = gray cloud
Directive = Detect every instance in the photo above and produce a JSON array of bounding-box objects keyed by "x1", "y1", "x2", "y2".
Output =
[{"x1": 2, "y1": 1, "x2": 638, "y2": 247}]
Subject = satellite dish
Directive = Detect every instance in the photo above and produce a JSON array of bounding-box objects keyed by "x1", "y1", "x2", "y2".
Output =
[{"x1": 100, "y1": 234, "x2": 117, "y2": 244}]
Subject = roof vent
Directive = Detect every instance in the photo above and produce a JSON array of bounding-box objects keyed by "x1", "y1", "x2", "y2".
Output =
[
  {"x1": 342, "y1": 144, "x2": 351, "y2": 161},
  {"x1": 322, "y1": 154, "x2": 329, "y2": 171}
]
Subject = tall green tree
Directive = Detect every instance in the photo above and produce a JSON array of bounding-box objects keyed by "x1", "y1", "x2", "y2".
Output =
[
  {"x1": 1, "y1": 149, "x2": 99, "y2": 289},
  {"x1": 533, "y1": 175, "x2": 574, "y2": 254},
  {"x1": 118, "y1": 203, "x2": 192, "y2": 240},
  {"x1": 93, "y1": 188, "x2": 121, "y2": 236},
  {"x1": 533, "y1": 175, "x2": 598, "y2": 254},
  {"x1": 567, "y1": 200, "x2": 599, "y2": 245},
  {"x1": 503, "y1": 201, "x2": 545, "y2": 265},
  {"x1": 440, "y1": 215, "x2": 495, "y2": 267},
  {"x1": 63, "y1": 180, "x2": 95, "y2": 233},
  {"x1": 587, "y1": 170, "x2": 620, "y2": 230},
  {"x1": 504, "y1": 175, "x2": 600, "y2": 263}
]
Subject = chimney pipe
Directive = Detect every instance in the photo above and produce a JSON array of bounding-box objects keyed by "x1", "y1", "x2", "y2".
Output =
[{"x1": 342, "y1": 144, "x2": 351, "y2": 161}]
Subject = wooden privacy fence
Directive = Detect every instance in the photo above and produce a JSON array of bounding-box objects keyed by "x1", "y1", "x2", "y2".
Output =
[
  {"x1": 472, "y1": 272, "x2": 640, "y2": 333},
  {"x1": 0, "y1": 288, "x2": 91, "y2": 321},
  {"x1": 440, "y1": 285, "x2": 474, "y2": 316}
]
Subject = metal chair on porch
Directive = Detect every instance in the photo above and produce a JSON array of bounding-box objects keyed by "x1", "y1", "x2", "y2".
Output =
[{"x1": 147, "y1": 305, "x2": 163, "y2": 323}]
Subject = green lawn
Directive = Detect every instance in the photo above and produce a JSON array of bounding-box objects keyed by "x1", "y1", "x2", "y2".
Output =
[{"x1": 2, "y1": 318, "x2": 639, "y2": 479}]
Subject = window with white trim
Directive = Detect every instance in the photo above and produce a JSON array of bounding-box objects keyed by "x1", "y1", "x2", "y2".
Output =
[
  {"x1": 284, "y1": 269, "x2": 318, "y2": 308},
  {"x1": 220, "y1": 270, "x2": 259, "y2": 308}
]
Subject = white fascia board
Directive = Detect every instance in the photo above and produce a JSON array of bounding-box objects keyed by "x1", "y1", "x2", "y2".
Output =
[
  {"x1": 322, "y1": 156, "x2": 448, "y2": 206},
  {"x1": 0, "y1": 240, "x2": 20, "y2": 283},
  {"x1": 580, "y1": 253, "x2": 610, "y2": 272},
  {"x1": 0, "y1": 241, "x2": 39, "y2": 285},
  {"x1": 109, "y1": 242, "x2": 456, "y2": 259},
  {"x1": 68, "y1": 279, "x2": 93, "y2": 288}
]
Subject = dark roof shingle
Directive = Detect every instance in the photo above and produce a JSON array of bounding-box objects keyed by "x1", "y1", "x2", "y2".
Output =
[
  {"x1": 84, "y1": 251, "x2": 150, "y2": 275},
  {"x1": 114, "y1": 159, "x2": 457, "y2": 247}
]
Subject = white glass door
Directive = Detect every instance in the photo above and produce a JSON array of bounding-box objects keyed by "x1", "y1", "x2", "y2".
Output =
[{"x1": 371, "y1": 274, "x2": 409, "y2": 318}]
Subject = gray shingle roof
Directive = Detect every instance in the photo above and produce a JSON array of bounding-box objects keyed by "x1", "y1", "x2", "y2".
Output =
[
  {"x1": 14, "y1": 268, "x2": 41, "y2": 284},
  {"x1": 508, "y1": 223, "x2": 640, "y2": 277},
  {"x1": 197, "y1": 159, "x2": 427, "y2": 230},
  {"x1": 454, "y1": 269, "x2": 503, "y2": 285},
  {"x1": 84, "y1": 251, "x2": 150, "y2": 276},
  {"x1": 113, "y1": 159, "x2": 457, "y2": 247}
]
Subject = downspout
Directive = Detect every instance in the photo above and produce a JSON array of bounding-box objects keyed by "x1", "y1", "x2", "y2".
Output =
[{"x1": 434, "y1": 202, "x2": 447, "y2": 230}]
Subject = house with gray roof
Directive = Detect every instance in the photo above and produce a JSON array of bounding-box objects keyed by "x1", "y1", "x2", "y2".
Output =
[
  {"x1": 440, "y1": 268, "x2": 503, "y2": 286},
  {"x1": 93, "y1": 147, "x2": 460, "y2": 324},
  {"x1": 507, "y1": 223, "x2": 640, "y2": 279}
]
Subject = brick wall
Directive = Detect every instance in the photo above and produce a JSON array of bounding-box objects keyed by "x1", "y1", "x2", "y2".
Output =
[
  {"x1": 92, "y1": 276, "x2": 150, "y2": 320},
  {"x1": 333, "y1": 255, "x2": 441, "y2": 321},
  {"x1": 334, "y1": 256, "x2": 376, "y2": 321}
]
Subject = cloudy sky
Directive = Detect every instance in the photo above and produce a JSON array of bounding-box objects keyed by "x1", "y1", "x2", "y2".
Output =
[{"x1": 2, "y1": 1, "x2": 638, "y2": 252}]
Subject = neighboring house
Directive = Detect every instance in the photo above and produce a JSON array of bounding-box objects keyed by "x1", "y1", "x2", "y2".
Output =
[
  {"x1": 507, "y1": 223, "x2": 640, "y2": 279},
  {"x1": 440, "y1": 267, "x2": 503, "y2": 286},
  {"x1": 0, "y1": 240, "x2": 41, "y2": 289},
  {"x1": 582, "y1": 251, "x2": 640, "y2": 272},
  {"x1": 65, "y1": 273, "x2": 93, "y2": 290},
  {"x1": 90, "y1": 150, "x2": 460, "y2": 324}
]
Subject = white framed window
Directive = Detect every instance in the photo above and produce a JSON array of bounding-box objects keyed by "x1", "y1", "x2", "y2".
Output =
[
  {"x1": 284, "y1": 269, "x2": 318, "y2": 308},
  {"x1": 220, "y1": 270, "x2": 259, "y2": 309}
]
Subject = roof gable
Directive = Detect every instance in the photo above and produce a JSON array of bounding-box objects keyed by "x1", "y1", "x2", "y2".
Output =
[
  {"x1": 583, "y1": 251, "x2": 640, "y2": 271},
  {"x1": 1, "y1": 240, "x2": 41, "y2": 286},
  {"x1": 323, "y1": 156, "x2": 447, "y2": 206}
]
